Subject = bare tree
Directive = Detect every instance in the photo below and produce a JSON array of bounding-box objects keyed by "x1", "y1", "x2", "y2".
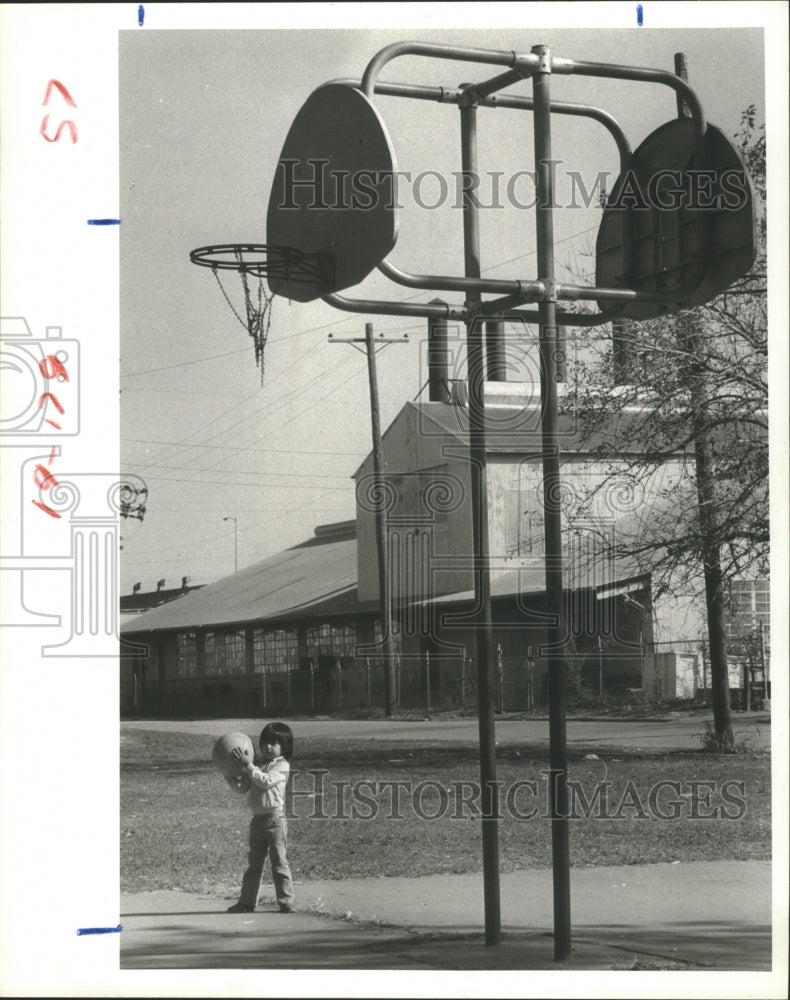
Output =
[{"x1": 561, "y1": 109, "x2": 767, "y2": 751}]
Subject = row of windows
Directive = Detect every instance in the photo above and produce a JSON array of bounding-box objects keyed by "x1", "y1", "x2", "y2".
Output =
[{"x1": 176, "y1": 622, "x2": 392, "y2": 677}]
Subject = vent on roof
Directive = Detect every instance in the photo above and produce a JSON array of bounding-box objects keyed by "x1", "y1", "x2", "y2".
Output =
[{"x1": 451, "y1": 381, "x2": 544, "y2": 410}]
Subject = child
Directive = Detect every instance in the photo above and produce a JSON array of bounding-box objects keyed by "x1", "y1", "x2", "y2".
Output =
[{"x1": 225, "y1": 722, "x2": 295, "y2": 914}]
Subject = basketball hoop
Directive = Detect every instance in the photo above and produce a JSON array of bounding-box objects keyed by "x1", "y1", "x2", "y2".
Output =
[{"x1": 189, "y1": 243, "x2": 325, "y2": 383}]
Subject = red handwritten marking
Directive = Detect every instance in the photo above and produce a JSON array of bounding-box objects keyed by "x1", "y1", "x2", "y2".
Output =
[
  {"x1": 40, "y1": 114, "x2": 78, "y2": 144},
  {"x1": 34, "y1": 464, "x2": 59, "y2": 491},
  {"x1": 34, "y1": 357, "x2": 70, "y2": 517},
  {"x1": 45, "y1": 419, "x2": 62, "y2": 430},
  {"x1": 39, "y1": 355, "x2": 70, "y2": 381},
  {"x1": 38, "y1": 392, "x2": 65, "y2": 414},
  {"x1": 42, "y1": 79, "x2": 77, "y2": 107},
  {"x1": 32, "y1": 500, "x2": 61, "y2": 519}
]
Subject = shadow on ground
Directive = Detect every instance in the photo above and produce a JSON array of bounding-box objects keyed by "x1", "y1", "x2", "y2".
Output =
[{"x1": 120, "y1": 904, "x2": 771, "y2": 972}]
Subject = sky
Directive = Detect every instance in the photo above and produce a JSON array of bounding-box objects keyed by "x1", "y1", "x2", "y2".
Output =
[{"x1": 118, "y1": 19, "x2": 773, "y2": 594}]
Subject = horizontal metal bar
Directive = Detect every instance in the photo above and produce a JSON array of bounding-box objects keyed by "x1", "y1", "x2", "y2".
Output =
[
  {"x1": 504, "y1": 305, "x2": 623, "y2": 328},
  {"x1": 489, "y1": 96, "x2": 631, "y2": 164},
  {"x1": 557, "y1": 284, "x2": 643, "y2": 302},
  {"x1": 362, "y1": 42, "x2": 520, "y2": 97},
  {"x1": 570, "y1": 60, "x2": 706, "y2": 132},
  {"x1": 444, "y1": 275, "x2": 671, "y2": 312},
  {"x1": 322, "y1": 292, "x2": 467, "y2": 320},
  {"x1": 377, "y1": 258, "x2": 545, "y2": 298},
  {"x1": 331, "y1": 78, "x2": 631, "y2": 166},
  {"x1": 469, "y1": 65, "x2": 530, "y2": 101}
]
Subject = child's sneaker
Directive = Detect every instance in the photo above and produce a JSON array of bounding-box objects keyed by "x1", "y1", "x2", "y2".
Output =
[
  {"x1": 278, "y1": 902, "x2": 294, "y2": 913},
  {"x1": 227, "y1": 902, "x2": 254, "y2": 913}
]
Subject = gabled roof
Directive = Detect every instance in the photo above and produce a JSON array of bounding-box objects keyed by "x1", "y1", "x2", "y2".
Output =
[
  {"x1": 121, "y1": 527, "x2": 364, "y2": 635},
  {"x1": 354, "y1": 396, "x2": 687, "y2": 478}
]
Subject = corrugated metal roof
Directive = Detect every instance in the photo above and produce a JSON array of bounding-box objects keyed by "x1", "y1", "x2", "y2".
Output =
[{"x1": 121, "y1": 533, "x2": 359, "y2": 634}]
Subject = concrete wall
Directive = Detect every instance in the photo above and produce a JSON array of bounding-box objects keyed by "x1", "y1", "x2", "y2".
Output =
[{"x1": 356, "y1": 403, "x2": 473, "y2": 603}]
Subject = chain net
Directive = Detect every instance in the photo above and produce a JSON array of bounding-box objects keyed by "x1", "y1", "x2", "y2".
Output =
[{"x1": 210, "y1": 250, "x2": 274, "y2": 385}]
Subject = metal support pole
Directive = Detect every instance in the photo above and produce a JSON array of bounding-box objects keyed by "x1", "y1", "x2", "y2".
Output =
[
  {"x1": 426, "y1": 651, "x2": 432, "y2": 711},
  {"x1": 598, "y1": 636, "x2": 604, "y2": 705},
  {"x1": 461, "y1": 655, "x2": 466, "y2": 708},
  {"x1": 428, "y1": 306, "x2": 452, "y2": 403},
  {"x1": 364, "y1": 322, "x2": 399, "y2": 716},
  {"x1": 460, "y1": 95, "x2": 501, "y2": 946},
  {"x1": 532, "y1": 43, "x2": 572, "y2": 963},
  {"x1": 485, "y1": 320, "x2": 507, "y2": 381},
  {"x1": 496, "y1": 643, "x2": 504, "y2": 713}
]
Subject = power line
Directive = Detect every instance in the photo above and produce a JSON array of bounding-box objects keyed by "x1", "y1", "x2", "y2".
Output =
[
  {"x1": 121, "y1": 345, "x2": 250, "y2": 377},
  {"x1": 184, "y1": 351, "x2": 370, "y2": 474},
  {"x1": 132, "y1": 339, "x2": 347, "y2": 474},
  {"x1": 133, "y1": 464, "x2": 351, "y2": 480},
  {"x1": 140, "y1": 473, "x2": 352, "y2": 491},
  {"x1": 122, "y1": 437, "x2": 365, "y2": 457}
]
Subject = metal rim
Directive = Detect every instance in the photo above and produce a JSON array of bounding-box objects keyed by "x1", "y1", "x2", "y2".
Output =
[{"x1": 188, "y1": 243, "x2": 308, "y2": 278}]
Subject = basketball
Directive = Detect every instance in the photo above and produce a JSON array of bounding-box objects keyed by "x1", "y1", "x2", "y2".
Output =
[{"x1": 212, "y1": 732, "x2": 255, "y2": 777}]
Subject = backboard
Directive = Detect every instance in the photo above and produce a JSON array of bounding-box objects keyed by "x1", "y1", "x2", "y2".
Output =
[
  {"x1": 596, "y1": 118, "x2": 756, "y2": 320},
  {"x1": 266, "y1": 82, "x2": 399, "y2": 302}
]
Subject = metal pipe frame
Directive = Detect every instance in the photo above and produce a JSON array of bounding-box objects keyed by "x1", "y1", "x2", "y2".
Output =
[
  {"x1": 360, "y1": 41, "x2": 532, "y2": 96},
  {"x1": 332, "y1": 77, "x2": 631, "y2": 163},
  {"x1": 325, "y1": 44, "x2": 713, "y2": 319},
  {"x1": 321, "y1": 292, "x2": 466, "y2": 320},
  {"x1": 322, "y1": 287, "x2": 625, "y2": 327},
  {"x1": 459, "y1": 96, "x2": 501, "y2": 947},
  {"x1": 318, "y1": 41, "x2": 723, "y2": 964},
  {"x1": 531, "y1": 43, "x2": 572, "y2": 964}
]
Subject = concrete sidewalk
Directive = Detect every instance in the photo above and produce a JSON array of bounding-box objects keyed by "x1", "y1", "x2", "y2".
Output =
[{"x1": 121, "y1": 860, "x2": 772, "y2": 971}]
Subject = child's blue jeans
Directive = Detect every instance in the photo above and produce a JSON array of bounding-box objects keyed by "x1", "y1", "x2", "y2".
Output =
[{"x1": 238, "y1": 813, "x2": 294, "y2": 907}]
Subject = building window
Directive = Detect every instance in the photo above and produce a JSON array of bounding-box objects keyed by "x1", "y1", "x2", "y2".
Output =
[
  {"x1": 306, "y1": 621, "x2": 359, "y2": 667},
  {"x1": 251, "y1": 627, "x2": 298, "y2": 674},
  {"x1": 177, "y1": 631, "x2": 199, "y2": 677},
  {"x1": 725, "y1": 579, "x2": 770, "y2": 664},
  {"x1": 204, "y1": 630, "x2": 246, "y2": 676}
]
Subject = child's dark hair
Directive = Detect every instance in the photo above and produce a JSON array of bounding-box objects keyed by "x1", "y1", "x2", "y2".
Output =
[{"x1": 260, "y1": 721, "x2": 293, "y2": 760}]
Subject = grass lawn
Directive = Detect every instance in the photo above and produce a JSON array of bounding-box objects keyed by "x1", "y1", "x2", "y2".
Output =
[{"x1": 121, "y1": 728, "x2": 770, "y2": 898}]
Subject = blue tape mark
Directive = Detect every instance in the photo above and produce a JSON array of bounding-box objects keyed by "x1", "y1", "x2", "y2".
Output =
[
  {"x1": 138, "y1": 5, "x2": 145, "y2": 27},
  {"x1": 636, "y1": 4, "x2": 643, "y2": 26},
  {"x1": 87, "y1": 219, "x2": 121, "y2": 225},
  {"x1": 77, "y1": 924, "x2": 123, "y2": 936}
]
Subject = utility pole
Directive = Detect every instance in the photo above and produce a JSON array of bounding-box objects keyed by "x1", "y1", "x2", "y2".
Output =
[{"x1": 329, "y1": 324, "x2": 407, "y2": 716}]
